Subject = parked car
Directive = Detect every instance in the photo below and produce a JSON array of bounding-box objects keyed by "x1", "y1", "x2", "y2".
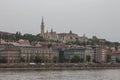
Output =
[{"x1": 29, "y1": 63, "x2": 36, "y2": 65}]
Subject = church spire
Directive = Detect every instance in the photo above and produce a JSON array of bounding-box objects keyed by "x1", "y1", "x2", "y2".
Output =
[
  {"x1": 69, "y1": 30, "x2": 72, "y2": 34},
  {"x1": 51, "y1": 28, "x2": 53, "y2": 33},
  {"x1": 41, "y1": 16, "x2": 45, "y2": 37},
  {"x1": 42, "y1": 16, "x2": 44, "y2": 24}
]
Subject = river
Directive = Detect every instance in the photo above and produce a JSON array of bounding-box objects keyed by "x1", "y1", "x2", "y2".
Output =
[{"x1": 0, "y1": 69, "x2": 120, "y2": 80}]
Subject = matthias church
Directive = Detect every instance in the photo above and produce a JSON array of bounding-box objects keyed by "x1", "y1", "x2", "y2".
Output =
[{"x1": 39, "y1": 17, "x2": 88, "y2": 43}]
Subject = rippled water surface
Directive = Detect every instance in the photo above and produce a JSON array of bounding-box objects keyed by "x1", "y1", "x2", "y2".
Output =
[{"x1": 0, "y1": 69, "x2": 120, "y2": 80}]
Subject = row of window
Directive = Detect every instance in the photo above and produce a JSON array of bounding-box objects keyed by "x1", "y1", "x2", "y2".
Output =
[{"x1": 21, "y1": 49, "x2": 53, "y2": 54}]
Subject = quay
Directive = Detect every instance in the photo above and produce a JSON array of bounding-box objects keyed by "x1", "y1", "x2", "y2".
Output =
[{"x1": 0, "y1": 63, "x2": 120, "y2": 71}]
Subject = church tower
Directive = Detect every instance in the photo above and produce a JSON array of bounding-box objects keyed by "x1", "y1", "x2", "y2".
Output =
[{"x1": 41, "y1": 17, "x2": 45, "y2": 37}]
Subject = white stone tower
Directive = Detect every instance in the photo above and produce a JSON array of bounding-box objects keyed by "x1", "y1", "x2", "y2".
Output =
[{"x1": 41, "y1": 17, "x2": 45, "y2": 37}]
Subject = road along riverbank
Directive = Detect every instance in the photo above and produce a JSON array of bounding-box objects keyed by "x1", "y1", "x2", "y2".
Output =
[{"x1": 0, "y1": 63, "x2": 120, "y2": 71}]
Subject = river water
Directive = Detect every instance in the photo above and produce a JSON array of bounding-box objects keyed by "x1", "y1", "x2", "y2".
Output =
[{"x1": 0, "y1": 69, "x2": 120, "y2": 80}]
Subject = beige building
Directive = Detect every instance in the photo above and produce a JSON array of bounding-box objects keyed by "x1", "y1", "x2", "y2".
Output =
[
  {"x1": 85, "y1": 48, "x2": 94, "y2": 62},
  {"x1": 44, "y1": 30, "x2": 59, "y2": 41},
  {"x1": 18, "y1": 39, "x2": 30, "y2": 45},
  {"x1": 39, "y1": 18, "x2": 88, "y2": 43},
  {"x1": 39, "y1": 18, "x2": 58, "y2": 41},
  {"x1": 58, "y1": 32, "x2": 78, "y2": 43},
  {"x1": 20, "y1": 47, "x2": 59, "y2": 63},
  {"x1": 0, "y1": 45, "x2": 59, "y2": 63},
  {"x1": 78, "y1": 34, "x2": 88, "y2": 43},
  {"x1": 0, "y1": 48, "x2": 20, "y2": 63},
  {"x1": 111, "y1": 51, "x2": 120, "y2": 63},
  {"x1": 101, "y1": 49, "x2": 109, "y2": 63}
]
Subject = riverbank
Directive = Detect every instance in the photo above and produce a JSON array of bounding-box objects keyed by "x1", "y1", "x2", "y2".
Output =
[
  {"x1": 0, "y1": 63, "x2": 120, "y2": 71},
  {"x1": 0, "y1": 67, "x2": 120, "y2": 71}
]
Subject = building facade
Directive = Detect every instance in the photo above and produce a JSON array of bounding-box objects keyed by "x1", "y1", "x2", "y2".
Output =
[
  {"x1": 64, "y1": 48, "x2": 85, "y2": 63},
  {"x1": 39, "y1": 18, "x2": 88, "y2": 43},
  {"x1": 40, "y1": 18, "x2": 58, "y2": 41},
  {"x1": 85, "y1": 48, "x2": 94, "y2": 62},
  {"x1": 92, "y1": 46, "x2": 102, "y2": 63},
  {"x1": 111, "y1": 51, "x2": 120, "y2": 63},
  {"x1": 58, "y1": 31, "x2": 78, "y2": 43},
  {"x1": 0, "y1": 48, "x2": 20, "y2": 63},
  {"x1": 0, "y1": 44, "x2": 59, "y2": 63},
  {"x1": 20, "y1": 47, "x2": 59, "y2": 63}
]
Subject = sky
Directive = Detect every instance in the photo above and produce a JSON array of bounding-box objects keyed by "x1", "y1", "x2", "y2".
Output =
[{"x1": 0, "y1": 0, "x2": 120, "y2": 42}]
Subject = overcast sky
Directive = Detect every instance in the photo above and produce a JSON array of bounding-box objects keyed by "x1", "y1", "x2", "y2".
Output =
[{"x1": 0, "y1": 0, "x2": 120, "y2": 42}]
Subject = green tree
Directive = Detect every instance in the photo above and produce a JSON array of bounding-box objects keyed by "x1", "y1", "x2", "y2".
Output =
[
  {"x1": 0, "y1": 57, "x2": 7, "y2": 63},
  {"x1": 106, "y1": 55, "x2": 111, "y2": 62},
  {"x1": 71, "y1": 55, "x2": 80, "y2": 63},
  {"x1": 22, "y1": 34, "x2": 45, "y2": 42},
  {"x1": 20, "y1": 57, "x2": 25, "y2": 63},
  {"x1": 48, "y1": 44, "x2": 52, "y2": 48},
  {"x1": 86, "y1": 55, "x2": 91, "y2": 62},
  {"x1": 34, "y1": 56, "x2": 42, "y2": 63},
  {"x1": 80, "y1": 58, "x2": 84, "y2": 62},
  {"x1": 59, "y1": 50, "x2": 65, "y2": 63},
  {"x1": 116, "y1": 58, "x2": 120, "y2": 63},
  {"x1": 93, "y1": 59, "x2": 97, "y2": 63},
  {"x1": 15, "y1": 32, "x2": 22, "y2": 41}
]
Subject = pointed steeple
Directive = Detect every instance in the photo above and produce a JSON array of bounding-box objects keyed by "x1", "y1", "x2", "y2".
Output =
[
  {"x1": 41, "y1": 16, "x2": 44, "y2": 24},
  {"x1": 51, "y1": 28, "x2": 53, "y2": 33},
  {"x1": 41, "y1": 16, "x2": 45, "y2": 37}
]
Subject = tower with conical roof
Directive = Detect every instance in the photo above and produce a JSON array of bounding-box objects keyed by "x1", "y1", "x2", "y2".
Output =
[{"x1": 41, "y1": 17, "x2": 45, "y2": 37}]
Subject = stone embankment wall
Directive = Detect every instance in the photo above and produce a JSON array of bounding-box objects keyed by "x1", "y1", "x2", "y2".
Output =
[{"x1": 0, "y1": 63, "x2": 120, "y2": 71}]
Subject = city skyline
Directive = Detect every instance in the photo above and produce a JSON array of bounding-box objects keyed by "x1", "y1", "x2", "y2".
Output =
[{"x1": 0, "y1": 0, "x2": 120, "y2": 42}]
